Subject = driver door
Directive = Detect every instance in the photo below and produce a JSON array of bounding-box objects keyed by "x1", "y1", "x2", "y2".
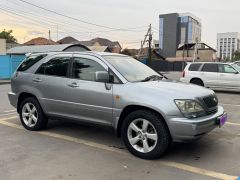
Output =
[{"x1": 65, "y1": 54, "x2": 113, "y2": 126}]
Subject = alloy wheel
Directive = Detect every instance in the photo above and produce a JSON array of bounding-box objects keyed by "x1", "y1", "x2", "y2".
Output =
[
  {"x1": 22, "y1": 103, "x2": 38, "y2": 128},
  {"x1": 127, "y1": 118, "x2": 158, "y2": 153}
]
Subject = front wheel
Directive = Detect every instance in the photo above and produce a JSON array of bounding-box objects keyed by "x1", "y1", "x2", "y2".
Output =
[
  {"x1": 121, "y1": 110, "x2": 171, "y2": 159},
  {"x1": 19, "y1": 97, "x2": 48, "y2": 131}
]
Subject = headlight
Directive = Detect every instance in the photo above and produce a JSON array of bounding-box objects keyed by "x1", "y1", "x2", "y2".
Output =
[{"x1": 175, "y1": 100, "x2": 205, "y2": 118}]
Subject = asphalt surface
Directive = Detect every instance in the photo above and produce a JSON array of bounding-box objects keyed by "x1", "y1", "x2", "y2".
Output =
[{"x1": 0, "y1": 81, "x2": 240, "y2": 180}]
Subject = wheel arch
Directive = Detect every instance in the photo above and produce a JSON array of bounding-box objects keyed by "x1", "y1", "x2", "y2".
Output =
[
  {"x1": 190, "y1": 77, "x2": 204, "y2": 86},
  {"x1": 17, "y1": 92, "x2": 38, "y2": 113},
  {"x1": 116, "y1": 105, "x2": 170, "y2": 137}
]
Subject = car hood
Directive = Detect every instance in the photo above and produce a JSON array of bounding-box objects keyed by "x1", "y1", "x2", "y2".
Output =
[{"x1": 127, "y1": 80, "x2": 214, "y2": 99}]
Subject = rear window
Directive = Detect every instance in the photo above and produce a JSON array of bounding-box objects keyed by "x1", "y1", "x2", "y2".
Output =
[
  {"x1": 17, "y1": 54, "x2": 47, "y2": 72},
  {"x1": 188, "y1": 63, "x2": 202, "y2": 71},
  {"x1": 201, "y1": 64, "x2": 218, "y2": 72}
]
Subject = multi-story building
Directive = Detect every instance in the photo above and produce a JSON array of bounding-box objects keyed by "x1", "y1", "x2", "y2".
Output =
[
  {"x1": 159, "y1": 13, "x2": 202, "y2": 57},
  {"x1": 217, "y1": 32, "x2": 240, "y2": 60}
]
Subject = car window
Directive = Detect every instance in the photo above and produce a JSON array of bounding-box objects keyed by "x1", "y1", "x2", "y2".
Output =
[
  {"x1": 219, "y1": 64, "x2": 237, "y2": 74},
  {"x1": 188, "y1": 63, "x2": 202, "y2": 71},
  {"x1": 202, "y1": 64, "x2": 218, "y2": 72},
  {"x1": 17, "y1": 54, "x2": 47, "y2": 72},
  {"x1": 36, "y1": 57, "x2": 70, "y2": 77},
  {"x1": 72, "y1": 57, "x2": 106, "y2": 81}
]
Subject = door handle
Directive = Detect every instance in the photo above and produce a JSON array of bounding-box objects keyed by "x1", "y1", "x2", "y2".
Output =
[
  {"x1": 68, "y1": 82, "x2": 79, "y2": 88},
  {"x1": 33, "y1": 78, "x2": 42, "y2": 83}
]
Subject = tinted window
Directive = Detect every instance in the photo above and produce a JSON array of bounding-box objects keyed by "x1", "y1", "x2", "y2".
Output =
[
  {"x1": 73, "y1": 57, "x2": 106, "y2": 81},
  {"x1": 188, "y1": 63, "x2": 202, "y2": 71},
  {"x1": 202, "y1": 64, "x2": 218, "y2": 72},
  {"x1": 219, "y1": 64, "x2": 237, "y2": 74},
  {"x1": 17, "y1": 54, "x2": 47, "y2": 71},
  {"x1": 36, "y1": 57, "x2": 70, "y2": 77}
]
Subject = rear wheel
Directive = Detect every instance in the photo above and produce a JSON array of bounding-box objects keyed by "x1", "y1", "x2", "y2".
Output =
[
  {"x1": 190, "y1": 79, "x2": 204, "y2": 86},
  {"x1": 19, "y1": 97, "x2": 48, "y2": 131},
  {"x1": 121, "y1": 110, "x2": 171, "y2": 159}
]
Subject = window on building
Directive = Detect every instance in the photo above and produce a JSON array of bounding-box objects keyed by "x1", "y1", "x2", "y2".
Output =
[{"x1": 159, "y1": 18, "x2": 164, "y2": 49}]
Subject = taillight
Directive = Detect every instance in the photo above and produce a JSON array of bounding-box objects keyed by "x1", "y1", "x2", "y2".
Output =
[{"x1": 182, "y1": 71, "x2": 185, "y2": 78}]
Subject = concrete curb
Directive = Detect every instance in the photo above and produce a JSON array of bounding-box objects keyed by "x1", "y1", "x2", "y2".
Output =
[{"x1": 0, "y1": 80, "x2": 11, "y2": 85}]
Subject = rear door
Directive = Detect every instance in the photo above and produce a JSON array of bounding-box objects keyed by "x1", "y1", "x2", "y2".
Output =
[
  {"x1": 64, "y1": 54, "x2": 113, "y2": 126},
  {"x1": 33, "y1": 54, "x2": 72, "y2": 116},
  {"x1": 218, "y1": 64, "x2": 240, "y2": 90},
  {"x1": 200, "y1": 63, "x2": 219, "y2": 88}
]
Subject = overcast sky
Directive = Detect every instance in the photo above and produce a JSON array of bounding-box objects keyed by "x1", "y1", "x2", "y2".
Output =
[{"x1": 0, "y1": 0, "x2": 239, "y2": 48}]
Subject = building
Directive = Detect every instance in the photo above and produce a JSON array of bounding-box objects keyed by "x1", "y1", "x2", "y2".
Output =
[
  {"x1": 24, "y1": 37, "x2": 58, "y2": 45},
  {"x1": 0, "y1": 39, "x2": 6, "y2": 55},
  {"x1": 57, "y1": 36, "x2": 80, "y2": 44},
  {"x1": 79, "y1": 38, "x2": 122, "y2": 53},
  {"x1": 217, "y1": 32, "x2": 240, "y2": 60},
  {"x1": 159, "y1": 13, "x2": 202, "y2": 57},
  {"x1": 0, "y1": 39, "x2": 20, "y2": 55},
  {"x1": 175, "y1": 42, "x2": 217, "y2": 61}
]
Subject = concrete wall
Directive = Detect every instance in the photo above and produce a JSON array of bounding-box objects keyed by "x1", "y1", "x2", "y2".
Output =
[
  {"x1": 176, "y1": 49, "x2": 216, "y2": 61},
  {"x1": 0, "y1": 39, "x2": 6, "y2": 55}
]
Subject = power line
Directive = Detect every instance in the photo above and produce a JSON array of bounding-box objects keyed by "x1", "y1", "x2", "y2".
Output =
[{"x1": 17, "y1": 0, "x2": 147, "y2": 31}]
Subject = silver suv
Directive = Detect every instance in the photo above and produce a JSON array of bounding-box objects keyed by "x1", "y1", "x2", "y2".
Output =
[{"x1": 8, "y1": 52, "x2": 226, "y2": 159}]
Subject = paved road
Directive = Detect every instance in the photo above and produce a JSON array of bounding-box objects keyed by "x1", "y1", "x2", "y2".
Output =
[{"x1": 0, "y1": 84, "x2": 240, "y2": 180}]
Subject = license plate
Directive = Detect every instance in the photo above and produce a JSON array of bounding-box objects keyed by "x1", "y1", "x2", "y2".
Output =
[{"x1": 218, "y1": 114, "x2": 227, "y2": 127}]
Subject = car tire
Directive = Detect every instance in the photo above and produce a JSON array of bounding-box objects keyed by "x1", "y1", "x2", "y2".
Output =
[
  {"x1": 121, "y1": 110, "x2": 171, "y2": 159},
  {"x1": 19, "y1": 97, "x2": 48, "y2": 131},
  {"x1": 191, "y1": 79, "x2": 204, "y2": 86}
]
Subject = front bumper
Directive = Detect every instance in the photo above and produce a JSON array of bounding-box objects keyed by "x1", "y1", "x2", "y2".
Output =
[
  {"x1": 8, "y1": 92, "x2": 18, "y2": 108},
  {"x1": 167, "y1": 106, "x2": 225, "y2": 142}
]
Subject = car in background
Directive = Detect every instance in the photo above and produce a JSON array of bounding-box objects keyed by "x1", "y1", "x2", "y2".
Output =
[
  {"x1": 180, "y1": 62, "x2": 240, "y2": 91},
  {"x1": 234, "y1": 61, "x2": 240, "y2": 67}
]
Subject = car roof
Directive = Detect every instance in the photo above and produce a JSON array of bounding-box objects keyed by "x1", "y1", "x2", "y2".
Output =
[
  {"x1": 188, "y1": 62, "x2": 231, "y2": 65},
  {"x1": 28, "y1": 51, "x2": 127, "y2": 57}
]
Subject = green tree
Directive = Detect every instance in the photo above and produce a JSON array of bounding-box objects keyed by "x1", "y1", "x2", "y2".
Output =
[
  {"x1": 0, "y1": 29, "x2": 17, "y2": 43},
  {"x1": 233, "y1": 50, "x2": 240, "y2": 61}
]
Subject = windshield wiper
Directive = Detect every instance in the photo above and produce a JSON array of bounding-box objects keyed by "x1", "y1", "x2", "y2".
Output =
[{"x1": 141, "y1": 75, "x2": 163, "y2": 82}]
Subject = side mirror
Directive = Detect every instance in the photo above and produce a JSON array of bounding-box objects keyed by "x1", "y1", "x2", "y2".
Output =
[{"x1": 95, "y1": 71, "x2": 110, "y2": 83}]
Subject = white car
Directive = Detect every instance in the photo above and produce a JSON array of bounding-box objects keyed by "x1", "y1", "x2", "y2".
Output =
[
  {"x1": 234, "y1": 61, "x2": 240, "y2": 67},
  {"x1": 180, "y1": 62, "x2": 240, "y2": 91}
]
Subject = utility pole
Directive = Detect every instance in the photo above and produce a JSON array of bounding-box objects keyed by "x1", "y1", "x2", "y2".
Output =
[
  {"x1": 48, "y1": 30, "x2": 51, "y2": 40},
  {"x1": 137, "y1": 24, "x2": 153, "y2": 66},
  {"x1": 193, "y1": 38, "x2": 199, "y2": 62},
  {"x1": 147, "y1": 24, "x2": 152, "y2": 66}
]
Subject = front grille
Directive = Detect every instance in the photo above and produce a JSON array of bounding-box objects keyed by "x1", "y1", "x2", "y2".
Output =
[
  {"x1": 201, "y1": 95, "x2": 218, "y2": 115},
  {"x1": 203, "y1": 95, "x2": 218, "y2": 109}
]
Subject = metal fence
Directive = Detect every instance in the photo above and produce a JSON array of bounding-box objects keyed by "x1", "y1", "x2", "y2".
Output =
[
  {"x1": 140, "y1": 59, "x2": 187, "y2": 72},
  {"x1": 0, "y1": 55, "x2": 25, "y2": 79}
]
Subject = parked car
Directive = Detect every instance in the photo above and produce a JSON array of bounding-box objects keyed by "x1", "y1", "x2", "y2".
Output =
[
  {"x1": 234, "y1": 61, "x2": 240, "y2": 67},
  {"x1": 8, "y1": 52, "x2": 226, "y2": 159},
  {"x1": 180, "y1": 62, "x2": 240, "y2": 92}
]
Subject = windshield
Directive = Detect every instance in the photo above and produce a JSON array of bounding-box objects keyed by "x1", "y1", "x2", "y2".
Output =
[
  {"x1": 232, "y1": 64, "x2": 240, "y2": 72},
  {"x1": 103, "y1": 55, "x2": 160, "y2": 82}
]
